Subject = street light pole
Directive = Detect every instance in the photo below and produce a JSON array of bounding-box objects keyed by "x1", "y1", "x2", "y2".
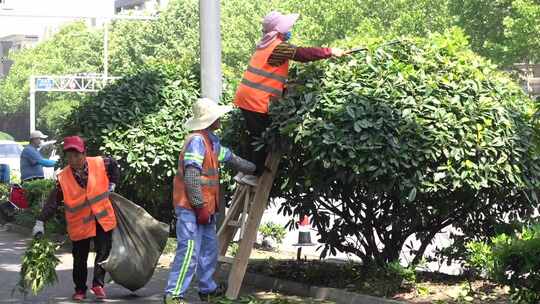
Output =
[
  {"x1": 103, "y1": 20, "x2": 109, "y2": 79},
  {"x1": 199, "y1": 0, "x2": 222, "y2": 103},
  {"x1": 29, "y1": 76, "x2": 35, "y2": 132},
  {"x1": 199, "y1": 0, "x2": 225, "y2": 233}
]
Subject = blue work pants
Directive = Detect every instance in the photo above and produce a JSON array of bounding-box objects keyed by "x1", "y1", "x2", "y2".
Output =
[{"x1": 164, "y1": 207, "x2": 218, "y2": 298}]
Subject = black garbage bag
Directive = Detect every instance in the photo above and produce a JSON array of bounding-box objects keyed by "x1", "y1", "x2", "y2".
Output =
[{"x1": 101, "y1": 193, "x2": 169, "y2": 291}]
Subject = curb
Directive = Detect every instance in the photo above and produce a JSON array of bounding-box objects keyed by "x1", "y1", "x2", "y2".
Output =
[
  {"x1": 217, "y1": 265, "x2": 405, "y2": 304},
  {"x1": 4, "y1": 222, "x2": 32, "y2": 235},
  {"x1": 3, "y1": 222, "x2": 70, "y2": 248}
]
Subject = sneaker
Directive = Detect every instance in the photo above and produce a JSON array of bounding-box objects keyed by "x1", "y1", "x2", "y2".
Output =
[
  {"x1": 233, "y1": 172, "x2": 245, "y2": 184},
  {"x1": 241, "y1": 174, "x2": 258, "y2": 187},
  {"x1": 163, "y1": 294, "x2": 185, "y2": 304},
  {"x1": 90, "y1": 285, "x2": 106, "y2": 299},
  {"x1": 199, "y1": 284, "x2": 226, "y2": 302},
  {"x1": 72, "y1": 290, "x2": 86, "y2": 301}
]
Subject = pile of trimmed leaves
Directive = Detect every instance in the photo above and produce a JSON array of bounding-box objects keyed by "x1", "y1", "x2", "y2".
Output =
[{"x1": 13, "y1": 237, "x2": 60, "y2": 296}]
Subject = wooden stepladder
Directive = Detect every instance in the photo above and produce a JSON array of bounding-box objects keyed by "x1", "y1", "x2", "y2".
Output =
[{"x1": 217, "y1": 151, "x2": 281, "y2": 299}]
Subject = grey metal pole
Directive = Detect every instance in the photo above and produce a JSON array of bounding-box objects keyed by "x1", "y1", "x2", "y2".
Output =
[
  {"x1": 199, "y1": 0, "x2": 224, "y2": 228},
  {"x1": 199, "y1": 0, "x2": 222, "y2": 103},
  {"x1": 29, "y1": 76, "x2": 36, "y2": 132},
  {"x1": 104, "y1": 20, "x2": 109, "y2": 79}
]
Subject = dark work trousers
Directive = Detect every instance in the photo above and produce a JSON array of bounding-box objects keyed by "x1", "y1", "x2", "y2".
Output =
[
  {"x1": 241, "y1": 109, "x2": 271, "y2": 176},
  {"x1": 72, "y1": 221, "x2": 112, "y2": 292}
]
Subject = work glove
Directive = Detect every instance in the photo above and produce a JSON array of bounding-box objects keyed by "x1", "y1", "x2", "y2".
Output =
[
  {"x1": 331, "y1": 48, "x2": 346, "y2": 57},
  {"x1": 194, "y1": 206, "x2": 211, "y2": 225},
  {"x1": 32, "y1": 220, "x2": 44, "y2": 237},
  {"x1": 108, "y1": 183, "x2": 116, "y2": 192}
]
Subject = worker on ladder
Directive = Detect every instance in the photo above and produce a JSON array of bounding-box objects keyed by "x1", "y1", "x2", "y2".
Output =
[
  {"x1": 233, "y1": 11, "x2": 347, "y2": 186},
  {"x1": 164, "y1": 98, "x2": 256, "y2": 304}
]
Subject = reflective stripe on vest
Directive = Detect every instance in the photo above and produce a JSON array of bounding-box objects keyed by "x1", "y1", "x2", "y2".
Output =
[
  {"x1": 246, "y1": 66, "x2": 287, "y2": 83},
  {"x1": 64, "y1": 191, "x2": 110, "y2": 213},
  {"x1": 83, "y1": 209, "x2": 109, "y2": 224},
  {"x1": 234, "y1": 38, "x2": 289, "y2": 114},
  {"x1": 174, "y1": 168, "x2": 218, "y2": 179},
  {"x1": 240, "y1": 78, "x2": 283, "y2": 96}
]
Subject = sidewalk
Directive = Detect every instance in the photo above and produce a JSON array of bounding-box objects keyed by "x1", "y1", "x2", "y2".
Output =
[
  {"x1": 0, "y1": 228, "x2": 204, "y2": 304},
  {"x1": 0, "y1": 227, "x2": 332, "y2": 304}
]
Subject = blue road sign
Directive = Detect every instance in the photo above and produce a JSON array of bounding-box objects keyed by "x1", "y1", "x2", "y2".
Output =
[{"x1": 36, "y1": 78, "x2": 53, "y2": 90}]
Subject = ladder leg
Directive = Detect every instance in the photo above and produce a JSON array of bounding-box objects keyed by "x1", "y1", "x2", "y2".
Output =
[
  {"x1": 217, "y1": 185, "x2": 245, "y2": 237},
  {"x1": 238, "y1": 186, "x2": 252, "y2": 239},
  {"x1": 218, "y1": 185, "x2": 247, "y2": 257},
  {"x1": 225, "y1": 152, "x2": 281, "y2": 299}
]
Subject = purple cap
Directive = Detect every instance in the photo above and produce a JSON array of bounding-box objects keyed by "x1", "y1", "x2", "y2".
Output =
[{"x1": 262, "y1": 11, "x2": 299, "y2": 34}]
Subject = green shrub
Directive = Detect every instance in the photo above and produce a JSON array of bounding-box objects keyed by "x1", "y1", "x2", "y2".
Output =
[
  {"x1": 467, "y1": 224, "x2": 540, "y2": 304},
  {"x1": 0, "y1": 131, "x2": 14, "y2": 141},
  {"x1": 248, "y1": 259, "x2": 416, "y2": 297},
  {"x1": 14, "y1": 179, "x2": 65, "y2": 234},
  {"x1": 23, "y1": 179, "x2": 55, "y2": 206},
  {"x1": 38, "y1": 99, "x2": 79, "y2": 137},
  {"x1": 62, "y1": 62, "x2": 200, "y2": 220},
  {"x1": 0, "y1": 183, "x2": 9, "y2": 202},
  {"x1": 386, "y1": 261, "x2": 416, "y2": 286},
  {"x1": 228, "y1": 243, "x2": 239, "y2": 257},
  {"x1": 9, "y1": 170, "x2": 20, "y2": 184},
  {"x1": 259, "y1": 222, "x2": 287, "y2": 245},
  {"x1": 238, "y1": 29, "x2": 540, "y2": 265}
]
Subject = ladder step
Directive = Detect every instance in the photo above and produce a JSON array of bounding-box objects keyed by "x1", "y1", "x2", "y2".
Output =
[
  {"x1": 228, "y1": 220, "x2": 241, "y2": 227},
  {"x1": 218, "y1": 256, "x2": 235, "y2": 264}
]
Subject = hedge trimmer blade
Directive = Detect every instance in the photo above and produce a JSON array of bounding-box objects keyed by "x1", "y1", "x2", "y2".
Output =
[
  {"x1": 346, "y1": 40, "x2": 401, "y2": 54},
  {"x1": 346, "y1": 46, "x2": 368, "y2": 54}
]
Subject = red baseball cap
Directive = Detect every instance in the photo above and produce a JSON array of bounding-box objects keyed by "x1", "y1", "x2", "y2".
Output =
[{"x1": 63, "y1": 136, "x2": 85, "y2": 153}]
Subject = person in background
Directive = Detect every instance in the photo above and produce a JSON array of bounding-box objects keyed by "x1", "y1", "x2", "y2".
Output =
[
  {"x1": 20, "y1": 130, "x2": 57, "y2": 182},
  {"x1": 233, "y1": 11, "x2": 347, "y2": 186},
  {"x1": 164, "y1": 98, "x2": 256, "y2": 304},
  {"x1": 32, "y1": 136, "x2": 119, "y2": 301}
]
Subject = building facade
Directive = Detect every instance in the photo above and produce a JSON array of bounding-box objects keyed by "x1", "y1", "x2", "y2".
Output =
[
  {"x1": 114, "y1": 0, "x2": 168, "y2": 13},
  {"x1": 0, "y1": 34, "x2": 38, "y2": 78}
]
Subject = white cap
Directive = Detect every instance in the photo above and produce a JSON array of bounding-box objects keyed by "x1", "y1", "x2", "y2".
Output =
[
  {"x1": 30, "y1": 130, "x2": 48, "y2": 139},
  {"x1": 184, "y1": 98, "x2": 232, "y2": 131}
]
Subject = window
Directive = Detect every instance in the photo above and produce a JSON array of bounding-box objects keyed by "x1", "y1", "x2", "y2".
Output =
[{"x1": 0, "y1": 143, "x2": 23, "y2": 158}]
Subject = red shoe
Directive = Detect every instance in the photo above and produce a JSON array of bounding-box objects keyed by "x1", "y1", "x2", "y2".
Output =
[
  {"x1": 90, "y1": 285, "x2": 106, "y2": 299},
  {"x1": 72, "y1": 290, "x2": 86, "y2": 301}
]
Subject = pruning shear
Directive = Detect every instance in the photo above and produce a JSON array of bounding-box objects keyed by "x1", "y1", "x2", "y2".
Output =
[{"x1": 346, "y1": 40, "x2": 401, "y2": 55}]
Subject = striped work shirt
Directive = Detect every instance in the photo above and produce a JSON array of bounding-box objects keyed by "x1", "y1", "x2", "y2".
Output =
[
  {"x1": 267, "y1": 42, "x2": 332, "y2": 66},
  {"x1": 184, "y1": 131, "x2": 232, "y2": 170}
]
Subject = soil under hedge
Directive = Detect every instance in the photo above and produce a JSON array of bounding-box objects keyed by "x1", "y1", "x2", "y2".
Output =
[{"x1": 246, "y1": 259, "x2": 510, "y2": 303}]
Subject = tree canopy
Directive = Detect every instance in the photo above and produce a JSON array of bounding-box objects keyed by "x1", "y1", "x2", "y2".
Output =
[{"x1": 2, "y1": 0, "x2": 539, "y2": 138}]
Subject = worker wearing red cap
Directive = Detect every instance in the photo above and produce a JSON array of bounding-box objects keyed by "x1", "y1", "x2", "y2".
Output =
[{"x1": 32, "y1": 136, "x2": 120, "y2": 301}]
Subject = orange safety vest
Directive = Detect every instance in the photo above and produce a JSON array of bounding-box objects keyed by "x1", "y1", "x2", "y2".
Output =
[
  {"x1": 173, "y1": 131, "x2": 220, "y2": 214},
  {"x1": 57, "y1": 157, "x2": 116, "y2": 241},
  {"x1": 234, "y1": 38, "x2": 289, "y2": 114}
]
